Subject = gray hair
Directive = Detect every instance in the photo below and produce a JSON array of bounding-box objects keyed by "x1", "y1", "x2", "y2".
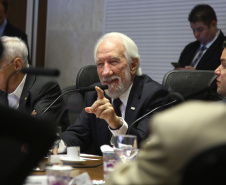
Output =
[
  {"x1": 94, "y1": 32, "x2": 142, "y2": 76},
  {"x1": 0, "y1": 36, "x2": 28, "y2": 67}
]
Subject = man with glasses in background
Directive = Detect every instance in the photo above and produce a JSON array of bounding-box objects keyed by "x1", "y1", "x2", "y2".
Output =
[{"x1": 0, "y1": 36, "x2": 69, "y2": 131}]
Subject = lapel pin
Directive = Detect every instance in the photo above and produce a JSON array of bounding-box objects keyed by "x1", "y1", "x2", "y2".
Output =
[
  {"x1": 131, "y1": 107, "x2": 135, "y2": 110},
  {"x1": 24, "y1": 97, "x2": 27, "y2": 100}
]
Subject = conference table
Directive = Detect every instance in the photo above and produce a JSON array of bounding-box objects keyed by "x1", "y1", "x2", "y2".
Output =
[{"x1": 30, "y1": 154, "x2": 105, "y2": 183}]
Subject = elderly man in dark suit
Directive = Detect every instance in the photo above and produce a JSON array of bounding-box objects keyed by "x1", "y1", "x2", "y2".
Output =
[
  {"x1": 54, "y1": 32, "x2": 169, "y2": 155},
  {"x1": 0, "y1": 36, "x2": 69, "y2": 131},
  {"x1": 176, "y1": 4, "x2": 225, "y2": 70}
]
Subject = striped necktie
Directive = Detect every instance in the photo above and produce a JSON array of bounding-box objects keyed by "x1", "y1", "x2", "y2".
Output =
[{"x1": 191, "y1": 46, "x2": 207, "y2": 67}]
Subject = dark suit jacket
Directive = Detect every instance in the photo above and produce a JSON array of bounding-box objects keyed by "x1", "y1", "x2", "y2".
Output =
[
  {"x1": 62, "y1": 75, "x2": 169, "y2": 155},
  {"x1": 0, "y1": 74, "x2": 69, "y2": 131},
  {"x1": 2, "y1": 22, "x2": 30, "y2": 64},
  {"x1": 178, "y1": 30, "x2": 226, "y2": 70}
]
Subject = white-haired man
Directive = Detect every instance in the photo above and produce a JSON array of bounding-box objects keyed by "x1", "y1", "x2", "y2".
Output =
[
  {"x1": 0, "y1": 36, "x2": 69, "y2": 131},
  {"x1": 55, "y1": 32, "x2": 169, "y2": 155}
]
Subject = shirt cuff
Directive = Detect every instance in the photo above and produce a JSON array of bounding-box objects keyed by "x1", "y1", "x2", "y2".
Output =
[
  {"x1": 58, "y1": 140, "x2": 67, "y2": 154},
  {"x1": 109, "y1": 117, "x2": 128, "y2": 136}
]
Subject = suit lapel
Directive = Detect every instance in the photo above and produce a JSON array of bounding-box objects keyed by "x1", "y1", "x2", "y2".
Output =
[
  {"x1": 93, "y1": 91, "x2": 112, "y2": 146},
  {"x1": 188, "y1": 43, "x2": 200, "y2": 64},
  {"x1": 19, "y1": 75, "x2": 35, "y2": 109},
  {"x1": 197, "y1": 31, "x2": 224, "y2": 69},
  {"x1": 125, "y1": 76, "x2": 143, "y2": 126}
]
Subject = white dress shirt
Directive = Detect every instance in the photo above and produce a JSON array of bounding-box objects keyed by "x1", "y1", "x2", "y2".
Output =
[
  {"x1": 108, "y1": 84, "x2": 133, "y2": 136},
  {"x1": 8, "y1": 75, "x2": 27, "y2": 109}
]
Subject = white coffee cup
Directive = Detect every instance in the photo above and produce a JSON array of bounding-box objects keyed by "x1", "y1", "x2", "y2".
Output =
[{"x1": 67, "y1": 146, "x2": 80, "y2": 160}]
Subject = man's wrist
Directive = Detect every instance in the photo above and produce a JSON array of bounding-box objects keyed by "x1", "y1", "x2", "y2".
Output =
[
  {"x1": 110, "y1": 117, "x2": 123, "y2": 130},
  {"x1": 109, "y1": 118, "x2": 128, "y2": 136},
  {"x1": 110, "y1": 122, "x2": 123, "y2": 130}
]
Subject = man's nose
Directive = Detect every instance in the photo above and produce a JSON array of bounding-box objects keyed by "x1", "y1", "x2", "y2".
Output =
[
  {"x1": 194, "y1": 31, "x2": 199, "y2": 38},
  {"x1": 214, "y1": 67, "x2": 220, "y2": 75},
  {"x1": 102, "y1": 64, "x2": 112, "y2": 76}
]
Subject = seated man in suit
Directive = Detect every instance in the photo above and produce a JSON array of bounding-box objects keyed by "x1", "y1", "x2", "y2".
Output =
[
  {"x1": 214, "y1": 41, "x2": 226, "y2": 99},
  {"x1": 54, "y1": 32, "x2": 169, "y2": 155},
  {"x1": 176, "y1": 4, "x2": 225, "y2": 70},
  {"x1": 0, "y1": 0, "x2": 30, "y2": 64},
  {"x1": 106, "y1": 101, "x2": 226, "y2": 185},
  {"x1": 0, "y1": 36, "x2": 69, "y2": 131}
]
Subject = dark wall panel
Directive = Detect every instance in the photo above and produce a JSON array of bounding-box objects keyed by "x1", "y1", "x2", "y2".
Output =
[{"x1": 7, "y1": 0, "x2": 27, "y2": 32}]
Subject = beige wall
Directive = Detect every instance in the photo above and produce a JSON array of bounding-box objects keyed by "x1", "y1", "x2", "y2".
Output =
[{"x1": 45, "y1": 0, "x2": 104, "y2": 88}]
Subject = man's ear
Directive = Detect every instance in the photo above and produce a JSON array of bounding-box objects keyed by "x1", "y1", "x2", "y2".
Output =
[
  {"x1": 130, "y1": 58, "x2": 139, "y2": 75},
  {"x1": 14, "y1": 58, "x2": 23, "y2": 71},
  {"x1": 211, "y1": 20, "x2": 217, "y2": 28}
]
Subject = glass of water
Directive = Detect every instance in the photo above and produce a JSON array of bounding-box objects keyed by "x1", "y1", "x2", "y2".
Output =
[{"x1": 113, "y1": 135, "x2": 138, "y2": 163}]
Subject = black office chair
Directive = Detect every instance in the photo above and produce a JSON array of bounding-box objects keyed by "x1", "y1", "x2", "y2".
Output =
[
  {"x1": 181, "y1": 144, "x2": 226, "y2": 185},
  {"x1": 0, "y1": 105, "x2": 56, "y2": 185},
  {"x1": 61, "y1": 65, "x2": 100, "y2": 124},
  {"x1": 162, "y1": 70, "x2": 222, "y2": 101},
  {"x1": 75, "y1": 65, "x2": 99, "y2": 91}
]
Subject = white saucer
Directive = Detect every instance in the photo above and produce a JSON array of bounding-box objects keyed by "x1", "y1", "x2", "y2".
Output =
[{"x1": 60, "y1": 156, "x2": 86, "y2": 164}]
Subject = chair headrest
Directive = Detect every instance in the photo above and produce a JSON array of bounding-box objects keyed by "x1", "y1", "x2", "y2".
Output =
[{"x1": 76, "y1": 65, "x2": 100, "y2": 89}]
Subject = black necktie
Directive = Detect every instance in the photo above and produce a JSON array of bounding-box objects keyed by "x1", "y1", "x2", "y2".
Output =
[
  {"x1": 110, "y1": 98, "x2": 122, "y2": 145},
  {"x1": 191, "y1": 46, "x2": 207, "y2": 67},
  {"x1": 113, "y1": 98, "x2": 122, "y2": 117}
]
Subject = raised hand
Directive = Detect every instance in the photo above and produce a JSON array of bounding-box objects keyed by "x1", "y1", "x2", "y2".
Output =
[{"x1": 85, "y1": 86, "x2": 121, "y2": 129}]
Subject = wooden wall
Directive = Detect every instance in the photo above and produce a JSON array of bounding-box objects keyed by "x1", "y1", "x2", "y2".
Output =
[
  {"x1": 6, "y1": 0, "x2": 47, "y2": 67},
  {"x1": 6, "y1": 0, "x2": 27, "y2": 32}
]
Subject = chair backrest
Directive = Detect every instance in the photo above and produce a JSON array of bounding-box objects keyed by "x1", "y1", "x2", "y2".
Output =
[
  {"x1": 162, "y1": 70, "x2": 221, "y2": 101},
  {"x1": 76, "y1": 65, "x2": 99, "y2": 89},
  {"x1": 62, "y1": 65, "x2": 100, "y2": 125},
  {"x1": 0, "y1": 105, "x2": 56, "y2": 185},
  {"x1": 181, "y1": 144, "x2": 226, "y2": 185},
  {"x1": 61, "y1": 85, "x2": 85, "y2": 125}
]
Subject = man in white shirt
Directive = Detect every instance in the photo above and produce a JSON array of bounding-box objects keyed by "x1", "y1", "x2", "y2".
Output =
[
  {"x1": 0, "y1": 36, "x2": 69, "y2": 131},
  {"x1": 176, "y1": 4, "x2": 225, "y2": 70}
]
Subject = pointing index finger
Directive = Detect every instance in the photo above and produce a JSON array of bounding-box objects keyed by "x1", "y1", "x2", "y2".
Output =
[{"x1": 96, "y1": 86, "x2": 105, "y2": 99}]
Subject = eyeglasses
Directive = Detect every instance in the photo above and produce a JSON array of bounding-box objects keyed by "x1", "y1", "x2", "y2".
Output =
[{"x1": 0, "y1": 58, "x2": 16, "y2": 72}]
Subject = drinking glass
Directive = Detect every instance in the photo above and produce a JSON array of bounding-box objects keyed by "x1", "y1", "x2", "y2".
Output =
[{"x1": 113, "y1": 135, "x2": 138, "y2": 163}]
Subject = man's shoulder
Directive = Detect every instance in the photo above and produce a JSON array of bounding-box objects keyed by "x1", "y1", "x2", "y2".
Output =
[
  {"x1": 26, "y1": 74, "x2": 60, "y2": 90},
  {"x1": 134, "y1": 75, "x2": 168, "y2": 94},
  {"x1": 211, "y1": 30, "x2": 226, "y2": 49},
  {"x1": 136, "y1": 74, "x2": 164, "y2": 87},
  {"x1": 219, "y1": 30, "x2": 226, "y2": 39}
]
